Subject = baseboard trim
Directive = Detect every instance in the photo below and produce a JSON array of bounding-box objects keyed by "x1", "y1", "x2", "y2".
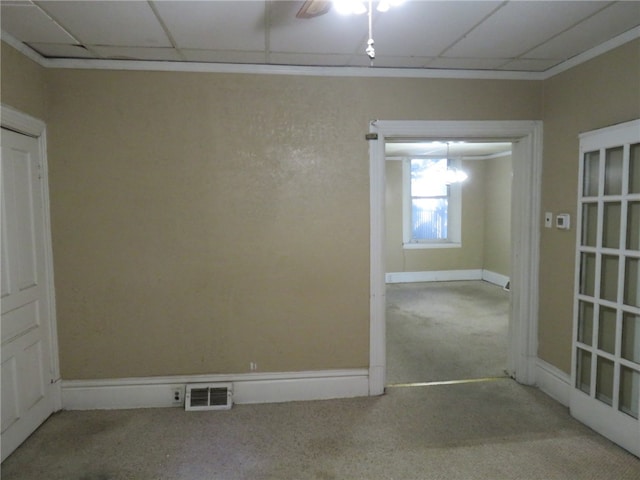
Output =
[
  {"x1": 61, "y1": 369, "x2": 369, "y2": 410},
  {"x1": 385, "y1": 269, "x2": 482, "y2": 283},
  {"x1": 481, "y1": 270, "x2": 510, "y2": 288},
  {"x1": 385, "y1": 269, "x2": 509, "y2": 287},
  {"x1": 535, "y1": 359, "x2": 571, "y2": 407}
]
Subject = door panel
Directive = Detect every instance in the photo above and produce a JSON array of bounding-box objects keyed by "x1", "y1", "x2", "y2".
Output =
[
  {"x1": 1, "y1": 128, "x2": 55, "y2": 462},
  {"x1": 572, "y1": 119, "x2": 640, "y2": 457}
]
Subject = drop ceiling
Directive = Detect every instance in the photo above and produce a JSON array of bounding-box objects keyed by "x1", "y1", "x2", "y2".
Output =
[{"x1": 1, "y1": 1, "x2": 639, "y2": 77}]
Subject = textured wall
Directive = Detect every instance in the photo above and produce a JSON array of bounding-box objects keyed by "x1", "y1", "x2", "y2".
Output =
[
  {"x1": 44, "y1": 69, "x2": 540, "y2": 379},
  {"x1": 0, "y1": 43, "x2": 48, "y2": 120},
  {"x1": 483, "y1": 155, "x2": 512, "y2": 277},
  {"x1": 539, "y1": 39, "x2": 640, "y2": 373},
  {"x1": 1, "y1": 39, "x2": 544, "y2": 380},
  {"x1": 3, "y1": 39, "x2": 634, "y2": 381},
  {"x1": 46, "y1": 71, "x2": 373, "y2": 378}
]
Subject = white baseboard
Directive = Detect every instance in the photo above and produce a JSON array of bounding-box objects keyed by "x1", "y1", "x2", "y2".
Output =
[
  {"x1": 385, "y1": 269, "x2": 510, "y2": 287},
  {"x1": 386, "y1": 269, "x2": 482, "y2": 283},
  {"x1": 61, "y1": 369, "x2": 369, "y2": 410},
  {"x1": 535, "y1": 359, "x2": 571, "y2": 407},
  {"x1": 481, "y1": 270, "x2": 510, "y2": 289}
]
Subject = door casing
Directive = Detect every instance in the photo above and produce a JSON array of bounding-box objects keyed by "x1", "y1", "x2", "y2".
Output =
[{"x1": 368, "y1": 120, "x2": 543, "y2": 394}]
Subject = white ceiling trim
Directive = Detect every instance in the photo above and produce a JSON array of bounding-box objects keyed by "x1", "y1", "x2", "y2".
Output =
[
  {"x1": 542, "y1": 24, "x2": 640, "y2": 79},
  {"x1": 2, "y1": 30, "x2": 43, "y2": 64},
  {"x1": 2, "y1": 26, "x2": 639, "y2": 81},
  {"x1": 36, "y1": 57, "x2": 545, "y2": 80}
]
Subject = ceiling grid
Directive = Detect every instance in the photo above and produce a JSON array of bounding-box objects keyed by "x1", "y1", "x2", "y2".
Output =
[{"x1": 1, "y1": 0, "x2": 638, "y2": 78}]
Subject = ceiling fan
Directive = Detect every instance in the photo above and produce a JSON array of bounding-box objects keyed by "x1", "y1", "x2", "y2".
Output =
[{"x1": 296, "y1": 0, "x2": 332, "y2": 19}]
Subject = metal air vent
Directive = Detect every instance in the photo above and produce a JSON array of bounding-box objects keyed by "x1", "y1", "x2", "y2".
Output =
[{"x1": 185, "y1": 383, "x2": 233, "y2": 411}]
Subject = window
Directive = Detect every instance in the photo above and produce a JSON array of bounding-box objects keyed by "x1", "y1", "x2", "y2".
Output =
[{"x1": 403, "y1": 158, "x2": 463, "y2": 248}]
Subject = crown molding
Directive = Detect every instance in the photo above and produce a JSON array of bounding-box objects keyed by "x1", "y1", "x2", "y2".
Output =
[
  {"x1": 542, "y1": 25, "x2": 640, "y2": 79},
  {"x1": 36, "y1": 56, "x2": 545, "y2": 81},
  {"x1": 1, "y1": 31, "x2": 46, "y2": 65},
  {"x1": 2, "y1": 26, "x2": 639, "y2": 81}
]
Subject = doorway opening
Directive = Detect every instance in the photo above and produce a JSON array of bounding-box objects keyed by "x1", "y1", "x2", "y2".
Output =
[
  {"x1": 368, "y1": 121, "x2": 542, "y2": 395},
  {"x1": 384, "y1": 139, "x2": 513, "y2": 385}
]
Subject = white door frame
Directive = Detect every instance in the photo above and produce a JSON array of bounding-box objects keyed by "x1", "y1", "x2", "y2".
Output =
[
  {"x1": 368, "y1": 120, "x2": 543, "y2": 395},
  {"x1": 1, "y1": 104, "x2": 61, "y2": 410}
]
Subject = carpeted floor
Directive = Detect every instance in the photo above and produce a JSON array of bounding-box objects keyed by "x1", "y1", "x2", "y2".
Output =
[
  {"x1": 2, "y1": 380, "x2": 639, "y2": 479},
  {"x1": 386, "y1": 281, "x2": 509, "y2": 384},
  {"x1": 4, "y1": 281, "x2": 639, "y2": 478}
]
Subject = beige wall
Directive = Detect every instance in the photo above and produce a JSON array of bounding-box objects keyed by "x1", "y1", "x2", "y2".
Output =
[
  {"x1": 47, "y1": 70, "x2": 540, "y2": 380},
  {"x1": 46, "y1": 70, "x2": 373, "y2": 378},
  {"x1": 538, "y1": 39, "x2": 640, "y2": 373},
  {"x1": 385, "y1": 160, "x2": 404, "y2": 271},
  {"x1": 0, "y1": 44, "x2": 48, "y2": 120},
  {"x1": 2, "y1": 40, "x2": 547, "y2": 381},
  {"x1": 483, "y1": 155, "x2": 512, "y2": 277},
  {"x1": 3, "y1": 39, "x2": 635, "y2": 382}
]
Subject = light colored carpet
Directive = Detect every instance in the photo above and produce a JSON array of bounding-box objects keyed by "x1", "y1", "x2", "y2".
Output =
[
  {"x1": 386, "y1": 281, "x2": 509, "y2": 384},
  {"x1": 2, "y1": 380, "x2": 639, "y2": 479}
]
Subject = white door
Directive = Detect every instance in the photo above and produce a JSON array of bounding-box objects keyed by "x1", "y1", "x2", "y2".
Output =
[
  {"x1": 571, "y1": 119, "x2": 640, "y2": 457},
  {"x1": 1, "y1": 127, "x2": 56, "y2": 461}
]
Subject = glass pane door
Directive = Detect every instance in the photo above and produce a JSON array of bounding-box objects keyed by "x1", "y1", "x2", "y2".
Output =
[{"x1": 572, "y1": 119, "x2": 640, "y2": 457}]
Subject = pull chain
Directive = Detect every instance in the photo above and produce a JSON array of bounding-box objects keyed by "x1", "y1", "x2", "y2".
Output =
[{"x1": 366, "y1": 0, "x2": 375, "y2": 63}]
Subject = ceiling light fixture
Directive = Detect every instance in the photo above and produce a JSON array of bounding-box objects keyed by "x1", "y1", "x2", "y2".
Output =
[
  {"x1": 444, "y1": 142, "x2": 468, "y2": 185},
  {"x1": 333, "y1": 0, "x2": 367, "y2": 15},
  {"x1": 332, "y1": 0, "x2": 404, "y2": 63}
]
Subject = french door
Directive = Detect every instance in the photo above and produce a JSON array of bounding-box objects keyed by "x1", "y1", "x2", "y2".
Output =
[{"x1": 571, "y1": 119, "x2": 640, "y2": 456}]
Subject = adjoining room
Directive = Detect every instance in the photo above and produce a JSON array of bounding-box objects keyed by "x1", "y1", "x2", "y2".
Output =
[{"x1": 385, "y1": 140, "x2": 512, "y2": 385}]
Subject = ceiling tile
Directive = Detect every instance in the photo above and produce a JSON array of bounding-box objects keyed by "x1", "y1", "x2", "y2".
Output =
[
  {"x1": 181, "y1": 49, "x2": 266, "y2": 64},
  {"x1": 0, "y1": 0, "x2": 637, "y2": 73},
  {"x1": 444, "y1": 1, "x2": 611, "y2": 59},
  {"x1": 91, "y1": 46, "x2": 183, "y2": 62},
  {"x1": 27, "y1": 42, "x2": 96, "y2": 58},
  {"x1": 35, "y1": 1, "x2": 171, "y2": 47},
  {"x1": 371, "y1": 1, "x2": 503, "y2": 57},
  {"x1": 269, "y1": 9, "x2": 368, "y2": 55},
  {"x1": 154, "y1": 1, "x2": 265, "y2": 51},
  {"x1": 524, "y1": 2, "x2": 640, "y2": 60},
  {"x1": 1, "y1": 2, "x2": 76, "y2": 44}
]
